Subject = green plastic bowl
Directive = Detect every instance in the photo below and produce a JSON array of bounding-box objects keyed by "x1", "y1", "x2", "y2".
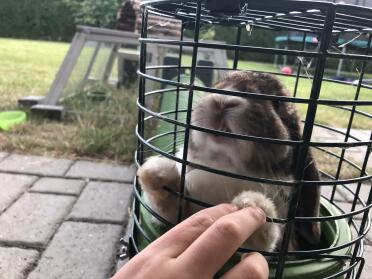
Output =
[
  {"x1": 136, "y1": 196, "x2": 351, "y2": 279},
  {"x1": 0, "y1": 111, "x2": 27, "y2": 131}
]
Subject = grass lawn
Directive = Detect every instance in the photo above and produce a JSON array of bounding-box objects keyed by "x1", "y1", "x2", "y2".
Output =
[
  {"x1": 0, "y1": 38, "x2": 137, "y2": 163},
  {"x1": 0, "y1": 39, "x2": 69, "y2": 110},
  {"x1": 227, "y1": 60, "x2": 372, "y2": 130},
  {"x1": 0, "y1": 38, "x2": 371, "y2": 170}
]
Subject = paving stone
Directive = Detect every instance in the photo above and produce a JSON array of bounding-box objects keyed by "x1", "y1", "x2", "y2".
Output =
[
  {"x1": 361, "y1": 245, "x2": 372, "y2": 279},
  {"x1": 0, "y1": 173, "x2": 37, "y2": 213},
  {"x1": 31, "y1": 177, "x2": 85, "y2": 195},
  {"x1": 28, "y1": 222, "x2": 123, "y2": 279},
  {"x1": 312, "y1": 126, "x2": 344, "y2": 142},
  {"x1": 338, "y1": 129, "x2": 370, "y2": 142},
  {"x1": 312, "y1": 127, "x2": 372, "y2": 168},
  {"x1": 365, "y1": 223, "x2": 372, "y2": 245},
  {"x1": 337, "y1": 183, "x2": 372, "y2": 204},
  {"x1": 66, "y1": 160, "x2": 135, "y2": 182},
  {"x1": 344, "y1": 147, "x2": 372, "y2": 169},
  {"x1": 334, "y1": 202, "x2": 366, "y2": 220},
  {"x1": 0, "y1": 193, "x2": 75, "y2": 247},
  {"x1": 0, "y1": 154, "x2": 73, "y2": 176},
  {"x1": 0, "y1": 247, "x2": 39, "y2": 279},
  {"x1": 321, "y1": 186, "x2": 346, "y2": 202},
  {"x1": 0, "y1": 152, "x2": 8, "y2": 162},
  {"x1": 68, "y1": 181, "x2": 132, "y2": 223}
]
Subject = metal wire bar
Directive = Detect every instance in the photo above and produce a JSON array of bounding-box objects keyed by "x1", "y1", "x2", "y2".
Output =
[
  {"x1": 133, "y1": 6, "x2": 149, "y2": 247},
  {"x1": 233, "y1": 26, "x2": 242, "y2": 70},
  {"x1": 138, "y1": 71, "x2": 372, "y2": 107},
  {"x1": 274, "y1": 5, "x2": 337, "y2": 278},
  {"x1": 331, "y1": 34, "x2": 372, "y2": 203},
  {"x1": 133, "y1": 176, "x2": 174, "y2": 226},
  {"x1": 132, "y1": 179, "x2": 371, "y2": 257},
  {"x1": 346, "y1": 138, "x2": 372, "y2": 279},
  {"x1": 144, "y1": 0, "x2": 372, "y2": 34},
  {"x1": 137, "y1": 99, "x2": 372, "y2": 149},
  {"x1": 140, "y1": 38, "x2": 322, "y2": 57},
  {"x1": 172, "y1": 22, "x2": 185, "y2": 155},
  {"x1": 129, "y1": 1, "x2": 372, "y2": 278},
  {"x1": 136, "y1": 123, "x2": 372, "y2": 188},
  {"x1": 144, "y1": 64, "x2": 372, "y2": 92},
  {"x1": 176, "y1": 0, "x2": 202, "y2": 223},
  {"x1": 293, "y1": 32, "x2": 308, "y2": 97}
]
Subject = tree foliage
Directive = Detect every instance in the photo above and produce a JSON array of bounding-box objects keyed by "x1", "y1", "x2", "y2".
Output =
[
  {"x1": 0, "y1": 0, "x2": 276, "y2": 63},
  {"x1": 63, "y1": 0, "x2": 121, "y2": 29},
  {"x1": 214, "y1": 26, "x2": 277, "y2": 63},
  {"x1": 0, "y1": 0, "x2": 122, "y2": 41},
  {"x1": 0, "y1": 0, "x2": 75, "y2": 41}
]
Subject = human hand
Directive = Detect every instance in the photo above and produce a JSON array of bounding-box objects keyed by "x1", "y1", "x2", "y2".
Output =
[{"x1": 112, "y1": 204, "x2": 268, "y2": 279}]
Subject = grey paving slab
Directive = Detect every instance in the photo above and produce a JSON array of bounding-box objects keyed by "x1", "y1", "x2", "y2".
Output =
[
  {"x1": 0, "y1": 247, "x2": 39, "y2": 279},
  {"x1": 365, "y1": 223, "x2": 372, "y2": 245},
  {"x1": 311, "y1": 126, "x2": 344, "y2": 142},
  {"x1": 336, "y1": 183, "x2": 371, "y2": 204},
  {"x1": 0, "y1": 173, "x2": 37, "y2": 213},
  {"x1": 338, "y1": 129, "x2": 370, "y2": 142},
  {"x1": 0, "y1": 154, "x2": 73, "y2": 176},
  {"x1": 66, "y1": 160, "x2": 135, "y2": 182},
  {"x1": 0, "y1": 152, "x2": 8, "y2": 162},
  {"x1": 312, "y1": 128, "x2": 370, "y2": 143},
  {"x1": 312, "y1": 127, "x2": 371, "y2": 168},
  {"x1": 30, "y1": 177, "x2": 85, "y2": 195},
  {"x1": 334, "y1": 201, "x2": 367, "y2": 220},
  {"x1": 361, "y1": 245, "x2": 372, "y2": 279},
  {"x1": 68, "y1": 181, "x2": 132, "y2": 223},
  {"x1": 28, "y1": 222, "x2": 123, "y2": 279},
  {"x1": 321, "y1": 186, "x2": 346, "y2": 202},
  {"x1": 0, "y1": 193, "x2": 75, "y2": 247}
]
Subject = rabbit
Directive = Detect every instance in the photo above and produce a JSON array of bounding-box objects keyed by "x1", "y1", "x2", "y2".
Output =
[{"x1": 137, "y1": 71, "x2": 321, "y2": 252}]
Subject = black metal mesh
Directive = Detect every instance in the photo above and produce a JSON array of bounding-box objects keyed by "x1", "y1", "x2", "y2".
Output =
[{"x1": 126, "y1": 1, "x2": 372, "y2": 278}]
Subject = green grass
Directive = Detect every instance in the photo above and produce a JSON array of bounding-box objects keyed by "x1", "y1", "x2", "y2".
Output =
[
  {"x1": 0, "y1": 38, "x2": 371, "y2": 164},
  {"x1": 0, "y1": 38, "x2": 69, "y2": 111},
  {"x1": 0, "y1": 38, "x2": 137, "y2": 163},
  {"x1": 227, "y1": 60, "x2": 372, "y2": 130}
]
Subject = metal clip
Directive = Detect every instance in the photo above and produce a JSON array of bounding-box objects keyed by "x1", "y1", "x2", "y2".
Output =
[{"x1": 117, "y1": 238, "x2": 129, "y2": 260}]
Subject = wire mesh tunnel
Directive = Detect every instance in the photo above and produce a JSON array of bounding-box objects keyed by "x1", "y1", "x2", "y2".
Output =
[{"x1": 126, "y1": 0, "x2": 372, "y2": 278}]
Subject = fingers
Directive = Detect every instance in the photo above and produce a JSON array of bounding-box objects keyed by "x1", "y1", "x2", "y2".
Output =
[
  {"x1": 144, "y1": 204, "x2": 238, "y2": 257},
  {"x1": 220, "y1": 252, "x2": 269, "y2": 279},
  {"x1": 177, "y1": 207, "x2": 266, "y2": 277}
]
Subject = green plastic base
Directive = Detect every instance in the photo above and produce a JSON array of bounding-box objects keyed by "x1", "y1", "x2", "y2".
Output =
[
  {"x1": 134, "y1": 197, "x2": 351, "y2": 279},
  {"x1": 135, "y1": 73, "x2": 352, "y2": 278}
]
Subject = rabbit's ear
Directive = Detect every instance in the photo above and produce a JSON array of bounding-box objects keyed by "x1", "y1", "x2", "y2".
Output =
[{"x1": 294, "y1": 152, "x2": 321, "y2": 250}]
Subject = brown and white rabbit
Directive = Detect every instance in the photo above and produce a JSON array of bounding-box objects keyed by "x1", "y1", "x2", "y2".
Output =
[{"x1": 137, "y1": 71, "x2": 321, "y2": 252}]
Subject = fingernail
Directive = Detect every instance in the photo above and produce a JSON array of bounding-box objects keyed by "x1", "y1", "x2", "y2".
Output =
[{"x1": 252, "y1": 207, "x2": 266, "y2": 223}]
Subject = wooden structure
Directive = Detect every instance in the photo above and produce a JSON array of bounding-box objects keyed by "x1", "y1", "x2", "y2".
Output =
[
  {"x1": 18, "y1": 25, "x2": 228, "y2": 119},
  {"x1": 117, "y1": 0, "x2": 182, "y2": 36}
]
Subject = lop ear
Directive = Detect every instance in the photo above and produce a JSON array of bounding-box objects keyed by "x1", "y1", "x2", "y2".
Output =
[
  {"x1": 294, "y1": 152, "x2": 321, "y2": 250},
  {"x1": 274, "y1": 98, "x2": 321, "y2": 250}
]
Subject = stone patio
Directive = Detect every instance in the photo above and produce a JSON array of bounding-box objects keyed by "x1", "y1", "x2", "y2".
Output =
[
  {"x1": 0, "y1": 151, "x2": 371, "y2": 278},
  {"x1": 0, "y1": 153, "x2": 135, "y2": 279}
]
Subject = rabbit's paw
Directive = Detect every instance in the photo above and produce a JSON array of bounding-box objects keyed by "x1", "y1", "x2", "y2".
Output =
[
  {"x1": 232, "y1": 191, "x2": 281, "y2": 252},
  {"x1": 137, "y1": 156, "x2": 180, "y2": 200}
]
